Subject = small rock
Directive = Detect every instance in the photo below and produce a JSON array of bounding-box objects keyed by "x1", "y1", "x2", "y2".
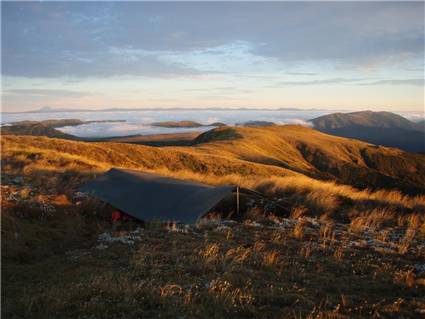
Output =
[
  {"x1": 414, "y1": 264, "x2": 425, "y2": 274},
  {"x1": 97, "y1": 230, "x2": 141, "y2": 245},
  {"x1": 96, "y1": 243, "x2": 109, "y2": 250},
  {"x1": 12, "y1": 176, "x2": 24, "y2": 185},
  {"x1": 74, "y1": 192, "x2": 88, "y2": 200},
  {"x1": 214, "y1": 225, "x2": 230, "y2": 232}
]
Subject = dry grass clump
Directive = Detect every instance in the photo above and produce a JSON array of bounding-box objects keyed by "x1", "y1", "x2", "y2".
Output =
[
  {"x1": 320, "y1": 223, "x2": 335, "y2": 242},
  {"x1": 349, "y1": 208, "x2": 396, "y2": 233},
  {"x1": 394, "y1": 270, "x2": 416, "y2": 288},
  {"x1": 200, "y1": 243, "x2": 221, "y2": 264},
  {"x1": 224, "y1": 241, "x2": 276, "y2": 268},
  {"x1": 291, "y1": 206, "x2": 308, "y2": 219},
  {"x1": 293, "y1": 222, "x2": 306, "y2": 240},
  {"x1": 299, "y1": 243, "x2": 314, "y2": 258},
  {"x1": 293, "y1": 220, "x2": 316, "y2": 240},
  {"x1": 226, "y1": 246, "x2": 252, "y2": 264},
  {"x1": 208, "y1": 279, "x2": 254, "y2": 308},
  {"x1": 398, "y1": 214, "x2": 425, "y2": 238},
  {"x1": 262, "y1": 250, "x2": 280, "y2": 267},
  {"x1": 333, "y1": 247, "x2": 346, "y2": 262}
]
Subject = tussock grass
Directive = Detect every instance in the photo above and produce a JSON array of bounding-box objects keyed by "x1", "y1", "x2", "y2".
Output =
[{"x1": 349, "y1": 208, "x2": 397, "y2": 233}]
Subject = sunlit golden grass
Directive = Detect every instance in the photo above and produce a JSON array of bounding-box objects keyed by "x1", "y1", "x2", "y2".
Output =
[
  {"x1": 253, "y1": 175, "x2": 425, "y2": 209},
  {"x1": 3, "y1": 124, "x2": 425, "y2": 195},
  {"x1": 2, "y1": 133, "x2": 425, "y2": 230},
  {"x1": 349, "y1": 208, "x2": 397, "y2": 232}
]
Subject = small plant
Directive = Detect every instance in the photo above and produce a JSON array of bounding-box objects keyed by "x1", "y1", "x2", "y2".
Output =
[
  {"x1": 263, "y1": 250, "x2": 279, "y2": 266},
  {"x1": 293, "y1": 221, "x2": 306, "y2": 240},
  {"x1": 226, "y1": 246, "x2": 251, "y2": 264},
  {"x1": 394, "y1": 270, "x2": 416, "y2": 288},
  {"x1": 160, "y1": 284, "x2": 183, "y2": 297},
  {"x1": 201, "y1": 243, "x2": 221, "y2": 264},
  {"x1": 320, "y1": 223, "x2": 335, "y2": 241},
  {"x1": 299, "y1": 243, "x2": 314, "y2": 258},
  {"x1": 291, "y1": 206, "x2": 308, "y2": 219},
  {"x1": 333, "y1": 247, "x2": 345, "y2": 262},
  {"x1": 196, "y1": 217, "x2": 220, "y2": 231}
]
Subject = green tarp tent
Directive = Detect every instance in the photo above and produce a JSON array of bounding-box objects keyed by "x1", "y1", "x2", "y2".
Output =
[{"x1": 79, "y1": 168, "x2": 237, "y2": 223}]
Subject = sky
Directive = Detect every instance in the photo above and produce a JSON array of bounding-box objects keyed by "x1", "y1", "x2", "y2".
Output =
[{"x1": 1, "y1": 1, "x2": 424, "y2": 112}]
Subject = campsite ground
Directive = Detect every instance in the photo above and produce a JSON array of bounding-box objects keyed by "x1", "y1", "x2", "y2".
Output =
[
  {"x1": 2, "y1": 182, "x2": 425, "y2": 318},
  {"x1": 2, "y1": 126, "x2": 425, "y2": 318}
]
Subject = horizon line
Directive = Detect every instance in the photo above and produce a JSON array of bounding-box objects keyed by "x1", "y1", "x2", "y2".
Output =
[{"x1": 2, "y1": 106, "x2": 424, "y2": 115}]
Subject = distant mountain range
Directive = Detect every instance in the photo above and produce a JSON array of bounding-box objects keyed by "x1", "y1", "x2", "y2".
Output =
[
  {"x1": 3, "y1": 106, "x2": 331, "y2": 114},
  {"x1": 310, "y1": 111, "x2": 425, "y2": 153},
  {"x1": 2, "y1": 110, "x2": 424, "y2": 153}
]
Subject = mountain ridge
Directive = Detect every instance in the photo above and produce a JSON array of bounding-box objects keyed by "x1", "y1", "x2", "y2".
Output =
[{"x1": 310, "y1": 111, "x2": 425, "y2": 152}]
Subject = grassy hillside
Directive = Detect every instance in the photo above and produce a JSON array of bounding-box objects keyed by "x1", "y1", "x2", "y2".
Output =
[
  {"x1": 2, "y1": 125, "x2": 425, "y2": 223},
  {"x1": 3, "y1": 125, "x2": 425, "y2": 194},
  {"x1": 3, "y1": 125, "x2": 425, "y2": 318},
  {"x1": 194, "y1": 126, "x2": 425, "y2": 193},
  {"x1": 1, "y1": 123, "x2": 79, "y2": 140},
  {"x1": 311, "y1": 111, "x2": 422, "y2": 131},
  {"x1": 310, "y1": 111, "x2": 425, "y2": 152}
]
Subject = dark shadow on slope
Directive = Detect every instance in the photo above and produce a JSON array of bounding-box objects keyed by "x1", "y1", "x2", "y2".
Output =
[{"x1": 317, "y1": 127, "x2": 425, "y2": 153}]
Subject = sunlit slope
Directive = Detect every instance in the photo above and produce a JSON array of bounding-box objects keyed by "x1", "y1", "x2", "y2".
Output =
[
  {"x1": 1, "y1": 134, "x2": 295, "y2": 178},
  {"x1": 1, "y1": 123, "x2": 78, "y2": 140},
  {"x1": 2, "y1": 124, "x2": 425, "y2": 193},
  {"x1": 194, "y1": 126, "x2": 425, "y2": 192}
]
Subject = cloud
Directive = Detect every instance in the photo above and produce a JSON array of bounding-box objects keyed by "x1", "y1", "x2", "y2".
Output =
[
  {"x1": 270, "y1": 78, "x2": 362, "y2": 87},
  {"x1": 396, "y1": 112, "x2": 425, "y2": 122},
  {"x1": 250, "y1": 3, "x2": 424, "y2": 65},
  {"x1": 268, "y1": 78, "x2": 425, "y2": 87},
  {"x1": 2, "y1": 46, "x2": 201, "y2": 78},
  {"x1": 359, "y1": 79, "x2": 424, "y2": 86},
  {"x1": 2, "y1": 2, "x2": 423, "y2": 78},
  {"x1": 286, "y1": 72, "x2": 317, "y2": 76},
  {"x1": 275, "y1": 118, "x2": 314, "y2": 127},
  {"x1": 58, "y1": 122, "x2": 213, "y2": 138},
  {"x1": 184, "y1": 86, "x2": 254, "y2": 95},
  {"x1": 4, "y1": 89, "x2": 94, "y2": 97}
]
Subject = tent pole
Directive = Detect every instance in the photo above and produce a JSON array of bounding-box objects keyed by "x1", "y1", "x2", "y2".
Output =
[{"x1": 236, "y1": 186, "x2": 240, "y2": 214}]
